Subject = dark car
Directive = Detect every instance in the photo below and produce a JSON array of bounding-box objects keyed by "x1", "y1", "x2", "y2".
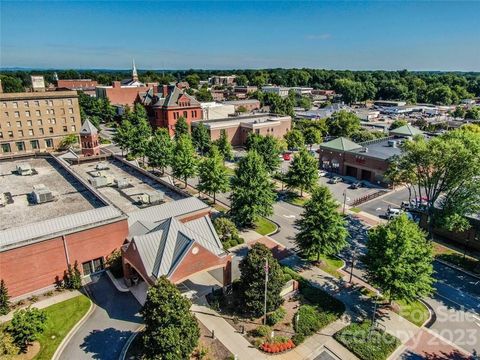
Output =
[{"x1": 350, "y1": 181, "x2": 362, "y2": 189}]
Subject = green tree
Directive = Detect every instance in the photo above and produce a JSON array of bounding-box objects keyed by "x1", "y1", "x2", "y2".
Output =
[
  {"x1": 172, "y1": 134, "x2": 198, "y2": 188},
  {"x1": 192, "y1": 123, "x2": 211, "y2": 155},
  {"x1": 147, "y1": 128, "x2": 174, "y2": 174},
  {"x1": 298, "y1": 96, "x2": 312, "y2": 110},
  {"x1": 333, "y1": 78, "x2": 367, "y2": 104},
  {"x1": 174, "y1": 116, "x2": 189, "y2": 139},
  {"x1": 230, "y1": 151, "x2": 276, "y2": 227},
  {"x1": 59, "y1": 134, "x2": 78, "y2": 149},
  {"x1": 197, "y1": 145, "x2": 230, "y2": 203},
  {"x1": 235, "y1": 74, "x2": 249, "y2": 86},
  {"x1": 452, "y1": 106, "x2": 466, "y2": 119},
  {"x1": 0, "y1": 279, "x2": 10, "y2": 316},
  {"x1": 327, "y1": 110, "x2": 361, "y2": 138},
  {"x1": 238, "y1": 243, "x2": 286, "y2": 317},
  {"x1": 141, "y1": 276, "x2": 200, "y2": 359},
  {"x1": 185, "y1": 74, "x2": 200, "y2": 88},
  {"x1": 295, "y1": 186, "x2": 348, "y2": 261},
  {"x1": 113, "y1": 119, "x2": 135, "y2": 156},
  {"x1": 8, "y1": 308, "x2": 47, "y2": 351},
  {"x1": 195, "y1": 87, "x2": 213, "y2": 102},
  {"x1": 303, "y1": 127, "x2": 322, "y2": 149},
  {"x1": 63, "y1": 261, "x2": 82, "y2": 290},
  {"x1": 246, "y1": 134, "x2": 283, "y2": 173},
  {"x1": 389, "y1": 119, "x2": 408, "y2": 130},
  {"x1": 465, "y1": 106, "x2": 480, "y2": 120},
  {"x1": 213, "y1": 129, "x2": 233, "y2": 162},
  {"x1": 284, "y1": 129, "x2": 305, "y2": 150},
  {"x1": 363, "y1": 214, "x2": 435, "y2": 303},
  {"x1": 285, "y1": 149, "x2": 318, "y2": 196},
  {"x1": 130, "y1": 116, "x2": 152, "y2": 161},
  {"x1": 0, "y1": 329, "x2": 19, "y2": 358},
  {"x1": 213, "y1": 217, "x2": 238, "y2": 243},
  {"x1": 0, "y1": 75, "x2": 23, "y2": 92}
]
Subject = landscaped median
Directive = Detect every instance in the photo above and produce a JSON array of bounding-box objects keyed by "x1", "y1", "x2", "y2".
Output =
[
  {"x1": 0, "y1": 294, "x2": 91, "y2": 360},
  {"x1": 254, "y1": 217, "x2": 278, "y2": 236}
]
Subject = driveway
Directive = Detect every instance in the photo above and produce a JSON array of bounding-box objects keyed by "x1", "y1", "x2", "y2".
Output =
[{"x1": 58, "y1": 273, "x2": 143, "y2": 360}]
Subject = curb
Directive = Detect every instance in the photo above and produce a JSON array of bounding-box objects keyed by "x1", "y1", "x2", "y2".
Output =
[
  {"x1": 265, "y1": 217, "x2": 281, "y2": 237},
  {"x1": 119, "y1": 325, "x2": 145, "y2": 360},
  {"x1": 419, "y1": 298, "x2": 436, "y2": 328},
  {"x1": 106, "y1": 270, "x2": 130, "y2": 292},
  {"x1": 435, "y1": 258, "x2": 480, "y2": 281},
  {"x1": 51, "y1": 295, "x2": 95, "y2": 360}
]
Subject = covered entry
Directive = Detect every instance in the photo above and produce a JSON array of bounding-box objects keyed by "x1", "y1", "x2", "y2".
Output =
[{"x1": 345, "y1": 166, "x2": 358, "y2": 178}]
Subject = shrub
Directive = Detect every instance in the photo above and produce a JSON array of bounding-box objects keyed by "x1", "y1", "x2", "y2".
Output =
[
  {"x1": 28, "y1": 295, "x2": 39, "y2": 303},
  {"x1": 253, "y1": 325, "x2": 272, "y2": 338},
  {"x1": 267, "y1": 306, "x2": 287, "y2": 326},
  {"x1": 63, "y1": 261, "x2": 82, "y2": 290},
  {"x1": 0, "y1": 279, "x2": 10, "y2": 315},
  {"x1": 7, "y1": 307, "x2": 47, "y2": 351},
  {"x1": 44, "y1": 291, "x2": 54, "y2": 297},
  {"x1": 260, "y1": 338, "x2": 295, "y2": 353},
  {"x1": 0, "y1": 329, "x2": 19, "y2": 357},
  {"x1": 106, "y1": 249, "x2": 123, "y2": 278}
]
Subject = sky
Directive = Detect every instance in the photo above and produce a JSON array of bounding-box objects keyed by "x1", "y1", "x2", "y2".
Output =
[{"x1": 1, "y1": 1, "x2": 479, "y2": 71}]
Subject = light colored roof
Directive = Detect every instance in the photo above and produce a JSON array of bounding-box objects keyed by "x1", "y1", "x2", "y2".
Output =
[
  {"x1": 320, "y1": 137, "x2": 362, "y2": 151},
  {"x1": 389, "y1": 124, "x2": 423, "y2": 136},
  {"x1": 131, "y1": 216, "x2": 224, "y2": 278},
  {"x1": 80, "y1": 119, "x2": 98, "y2": 135},
  {"x1": 127, "y1": 197, "x2": 209, "y2": 227},
  {"x1": 0, "y1": 206, "x2": 123, "y2": 251}
]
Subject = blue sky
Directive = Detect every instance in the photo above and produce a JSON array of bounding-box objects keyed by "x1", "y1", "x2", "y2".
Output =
[{"x1": 1, "y1": 1, "x2": 479, "y2": 71}]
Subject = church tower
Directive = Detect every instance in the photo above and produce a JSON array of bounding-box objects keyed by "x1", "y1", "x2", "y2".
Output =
[
  {"x1": 132, "y1": 59, "x2": 138, "y2": 82},
  {"x1": 80, "y1": 119, "x2": 100, "y2": 156}
]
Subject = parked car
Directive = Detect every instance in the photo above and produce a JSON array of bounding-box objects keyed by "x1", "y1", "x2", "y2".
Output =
[
  {"x1": 328, "y1": 176, "x2": 342, "y2": 184},
  {"x1": 318, "y1": 170, "x2": 327, "y2": 177},
  {"x1": 350, "y1": 181, "x2": 362, "y2": 189},
  {"x1": 283, "y1": 152, "x2": 291, "y2": 161},
  {"x1": 386, "y1": 208, "x2": 403, "y2": 220}
]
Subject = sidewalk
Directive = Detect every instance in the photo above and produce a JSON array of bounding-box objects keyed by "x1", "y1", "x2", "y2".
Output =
[{"x1": 0, "y1": 290, "x2": 82, "y2": 323}]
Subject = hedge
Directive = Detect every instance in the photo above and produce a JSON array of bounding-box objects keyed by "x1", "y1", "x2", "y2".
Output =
[{"x1": 266, "y1": 306, "x2": 287, "y2": 326}]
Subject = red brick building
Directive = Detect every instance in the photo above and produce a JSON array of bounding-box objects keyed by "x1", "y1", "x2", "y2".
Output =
[
  {"x1": 57, "y1": 79, "x2": 98, "y2": 91},
  {"x1": 148, "y1": 85, "x2": 203, "y2": 136},
  {"x1": 80, "y1": 119, "x2": 100, "y2": 156}
]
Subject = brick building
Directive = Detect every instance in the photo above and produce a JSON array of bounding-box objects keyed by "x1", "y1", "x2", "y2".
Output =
[
  {"x1": 56, "y1": 79, "x2": 98, "y2": 96},
  {"x1": 318, "y1": 124, "x2": 423, "y2": 186},
  {"x1": 148, "y1": 85, "x2": 203, "y2": 136},
  {"x1": 80, "y1": 119, "x2": 100, "y2": 156},
  {"x1": 193, "y1": 114, "x2": 291, "y2": 147},
  {"x1": 224, "y1": 99, "x2": 261, "y2": 112},
  {"x1": 0, "y1": 90, "x2": 82, "y2": 157}
]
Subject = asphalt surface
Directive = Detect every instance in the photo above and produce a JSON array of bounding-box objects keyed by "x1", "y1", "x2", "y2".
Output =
[{"x1": 59, "y1": 273, "x2": 142, "y2": 360}]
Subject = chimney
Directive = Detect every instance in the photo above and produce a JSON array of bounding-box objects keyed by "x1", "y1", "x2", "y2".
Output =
[
  {"x1": 112, "y1": 81, "x2": 121, "y2": 88},
  {"x1": 162, "y1": 85, "x2": 169, "y2": 97}
]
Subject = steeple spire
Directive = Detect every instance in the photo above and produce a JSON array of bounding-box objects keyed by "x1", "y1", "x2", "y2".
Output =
[{"x1": 132, "y1": 59, "x2": 138, "y2": 82}]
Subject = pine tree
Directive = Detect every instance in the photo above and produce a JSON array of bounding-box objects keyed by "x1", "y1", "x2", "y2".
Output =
[
  {"x1": 363, "y1": 214, "x2": 435, "y2": 303},
  {"x1": 172, "y1": 134, "x2": 198, "y2": 188},
  {"x1": 141, "y1": 276, "x2": 199, "y2": 359},
  {"x1": 174, "y1": 116, "x2": 189, "y2": 139},
  {"x1": 230, "y1": 150, "x2": 276, "y2": 227},
  {"x1": 295, "y1": 186, "x2": 348, "y2": 262},
  {"x1": 285, "y1": 148, "x2": 318, "y2": 196},
  {"x1": 0, "y1": 279, "x2": 10, "y2": 316},
  {"x1": 213, "y1": 129, "x2": 233, "y2": 162},
  {"x1": 197, "y1": 145, "x2": 230, "y2": 203},
  {"x1": 192, "y1": 123, "x2": 211, "y2": 155},
  {"x1": 239, "y1": 243, "x2": 286, "y2": 317},
  {"x1": 8, "y1": 308, "x2": 47, "y2": 351},
  {"x1": 147, "y1": 128, "x2": 174, "y2": 174}
]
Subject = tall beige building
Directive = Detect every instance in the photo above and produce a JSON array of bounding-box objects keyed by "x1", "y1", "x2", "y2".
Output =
[{"x1": 0, "y1": 91, "x2": 82, "y2": 157}]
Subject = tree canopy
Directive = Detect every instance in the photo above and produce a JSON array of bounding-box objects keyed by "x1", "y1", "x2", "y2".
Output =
[
  {"x1": 326, "y1": 110, "x2": 361, "y2": 138},
  {"x1": 284, "y1": 129, "x2": 305, "y2": 150},
  {"x1": 197, "y1": 145, "x2": 230, "y2": 203},
  {"x1": 246, "y1": 133, "x2": 284, "y2": 173},
  {"x1": 172, "y1": 134, "x2": 198, "y2": 187},
  {"x1": 285, "y1": 148, "x2": 318, "y2": 196},
  {"x1": 147, "y1": 128, "x2": 174, "y2": 174},
  {"x1": 192, "y1": 123, "x2": 211, "y2": 155},
  {"x1": 174, "y1": 117, "x2": 189, "y2": 138},
  {"x1": 212, "y1": 129, "x2": 233, "y2": 162}
]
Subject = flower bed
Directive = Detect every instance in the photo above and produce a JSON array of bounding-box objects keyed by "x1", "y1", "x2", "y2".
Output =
[{"x1": 260, "y1": 338, "x2": 296, "y2": 354}]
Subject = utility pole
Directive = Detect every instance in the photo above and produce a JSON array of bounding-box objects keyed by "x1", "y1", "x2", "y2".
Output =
[
  {"x1": 263, "y1": 257, "x2": 269, "y2": 325},
  {"x1": 343, "y1": 190, "x2": 347, "y2": 214}
]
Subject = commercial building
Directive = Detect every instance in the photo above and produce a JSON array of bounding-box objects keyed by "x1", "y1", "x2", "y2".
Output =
[
  {"x1": 0, "y1": 90, "x2": 82, "y2": 157},
  {"x1": 318, "y1": 124, "x2": 423, "y2": 186},
  {"x1": 193, "y1": 114, "x2": 291, "y2": 146},
  {"x1": 148, "y1": 85, "x2": 203, "y2": 136},
  {"x1": 233, "y1": 86, "x2": 258, "y2": 99},
  {"x1": 261, "y1": 86, "x2": 290, "y2": 98},
  {"x1": 0, "y1": 154, "x2": 231, "y2": 299},
  {"x1": 200, "y1": 102, "x2": 235, "y2": 120},
  {"x1": 209, "y1": 75, "x2": 236, "y2": 86},
  {"x1": 57, "y1": 79, "x2": 98, "y2": 96},
  {"x1": 223, "y1": 99, "x2": 261, "y2": 112},
  {"x1": 290, "y1": 87, "x2": 313, "y2": 96}
]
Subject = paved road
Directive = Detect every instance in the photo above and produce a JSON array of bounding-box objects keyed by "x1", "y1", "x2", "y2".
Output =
[{"x1": 59, "y1": 273, "x2": 142, "y2": 360}]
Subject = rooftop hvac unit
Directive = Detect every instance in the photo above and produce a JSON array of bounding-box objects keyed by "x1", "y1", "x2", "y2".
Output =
[
  {"x1": 16, "y1": 163, "x2": 33, "y2": 176},
  {"x1": 32, "y1": 187, "x2": 54, "y2": 204},
  {"x1": 115, "y1": 178, "x2": 129, "y2": 189},
  {"x1": 95, "y1": 162, "x2": 109, "y2": 170},
  {"x1": 147, "y1": 191, "x2": 164, "y2": 204},
  {"x1": 91, "y1": 170, "x2": 108, "y2": 178},
  {"x1": 89, "y1": 176, "x2": 114, "y2": 188},
  {"x1": 131, "y1": 193, "x2": 149, "y2": 204}
]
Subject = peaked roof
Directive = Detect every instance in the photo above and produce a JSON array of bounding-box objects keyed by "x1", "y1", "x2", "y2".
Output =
[
  {"x1": 80, "y1": 119, "x2": 98, "y2": 135},
  {"x1": 130, "y1": 216, "x2": 224, "y2": 279},
  {"x1": 152, "y1": 85, "x2": 200, "y2": 108},
  {"x1": 320, "y1": 137, "x2": 362, "y2": 151},
  {"x1": 389, "y1": 124, "x2": 423, "y2": 137}
]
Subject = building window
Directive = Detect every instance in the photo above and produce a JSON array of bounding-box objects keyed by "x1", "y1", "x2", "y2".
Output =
[
  {"x1": 183, "y1": 111, "x2": 188, "y2": 118},
  {"x1": 1, "y1": 143, "x2": 11, "y2": 153},
  {"x1": 70, "y1": 116, "x2": 75, "y2": 122},
  {"x1": 68, "y1": 108, "x2": 73, "y2": 114},
  {"x1": 8, "y1": 131, "x2": 13, "y2": 138},
  {"x1": 82, "y1": 257, "x2": 104, "y2": 276},
  {"x1": 67, "y1": 99, "x2": 73, "y2": 105},
  {"x1": 37, "y1": 119, "x2": 43, "y2": 125},
  {"x1": 7, "y1": 122, "x2": 11, "y2": 127},
  {"x1": 49, "y1": 127, "x2": 54, "y2": 134},
  {"x1": 18, "y1": 130, "x2": 24, "y2": 137},
  {"x1": 51, "y1": 118, "x2": 56, "y2": 125},
  {"x1": 27, "y1": 120, "x2": 32, "y2": 126},
  {"x1": 28, "y1": 129, "x2": 34, "y2": 136},
  {"x1": 2, "y1": 102, "x2": 6, "y2": 108},
  {"x1": 24, "y1": 101, "x2": 29, "y2": 107},
  {"x1": 71, "y1": 125, "x2": 76, "y2": 132},
  {"x1": 61, "y1": 108, "x2": 66, "y2": 115},
  {"x1": 16, "y1": 121, "x2": 21, "y2": 127},
  {"x1": 34, "y1": 100, "x2": 39, "y2": 106},
  {"x1": 45, "y1": 100, "x2": 49, "y2": 105},
  {"x1": 0, "y1": 131, "x2": 2, "y2": 139},
  {"x1": 62, "y1": 117, "x2": 67, "y2": 124},
  {"x1": 39, "y1": 128, "x2": 44, "y2": 135},
  {"x1": 3, "y1": 112, "x2": 8, "y2": 118},
  {"x1": 30, "y1": 140, "x2": 39, "y2": 149},
  {"x1": 12, "y1": 102, "x2": 18, "y2": 108},
  {"x1": 25, "y1": 111, "x2": 31, "y2": 117},
  {"x1": 16, "y1": 141, "x2": 25, "y2": 151},
  {"x1": 63, "y1": 126, "x2": 68, "y2": 132},
  {"x1": 45, "y1": 138, "x2": 53, "y2": 148},
  {"x1": 14, "y1": 111, "x2": 20, "y2": 118},
  {"x1": 36, "y1": 110, "x2": 41, "y2": 116},
  {"x1": 51, "y1": 109, "x2": 55, "y2": 115}
]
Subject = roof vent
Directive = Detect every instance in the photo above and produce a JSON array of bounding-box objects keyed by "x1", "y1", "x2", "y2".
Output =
[
  {"x1": 31, "y1": 184, "x2": 54, "y2": 204},
  {"x1": 16, "y1": 163, "x2": 34, "y2": 176}
]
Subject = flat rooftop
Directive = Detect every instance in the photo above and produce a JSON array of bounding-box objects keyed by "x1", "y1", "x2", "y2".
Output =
[
  {"x1": 0, "y1": 157, "x2": 105, "y2": 231},
  {"x1": 198, "y1": 114, "x2": 290, "y2": 129},
  {"x1": 71, "y1": 159, "x2": 185, "y2": 213},
  {"x1": 348, "y1": 138, "x2": 403, "y2": 160}
]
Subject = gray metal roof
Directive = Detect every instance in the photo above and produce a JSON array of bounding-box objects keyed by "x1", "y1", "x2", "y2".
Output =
[
  {"x1": 80, "y1": 119, "x2": 98, "y2": 135},
  {"x1": 0, "y1": 206, "x2": 124, "y2": 251},
  {"x1": 130, "y1": 215, "x2": 224, "y2": 279},
  {"x1": 127, "y1": 197, "x2": 209, "y2": 227}
]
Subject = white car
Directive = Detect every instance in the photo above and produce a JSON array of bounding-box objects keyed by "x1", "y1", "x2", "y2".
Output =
[
  {"x1": 318, "y1": 170, "x2": 327, "y2": 177},
  {"x1": 386, "y1": 208, "x2": 403, "y2": 220}
]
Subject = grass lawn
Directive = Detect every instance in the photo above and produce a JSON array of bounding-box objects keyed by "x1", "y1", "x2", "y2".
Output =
[
  {"x1": 282, "y1": 191, "x2": 308, "y2": 207},
  {"x1": 254, "y1": 217, "x2": 277, "y2": 235},
  {"x1": 434, "y1": 242, "x2": 480, "y2": 274},
  {"x1": 307, "y1": 254, "x2": 345, "y2": 279},
  {"x1": 33, "y1": 294, "x2": 91, "y2": 360},
  {"x1": 334, "y1": 322, "x2": 401, "y2": 360},
  {"x1": 349, "y1": 207, "x2": 362, "y2": 213},
  {"x1": 396, "y1": 299, "x2": 430, "y2": 327}
]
